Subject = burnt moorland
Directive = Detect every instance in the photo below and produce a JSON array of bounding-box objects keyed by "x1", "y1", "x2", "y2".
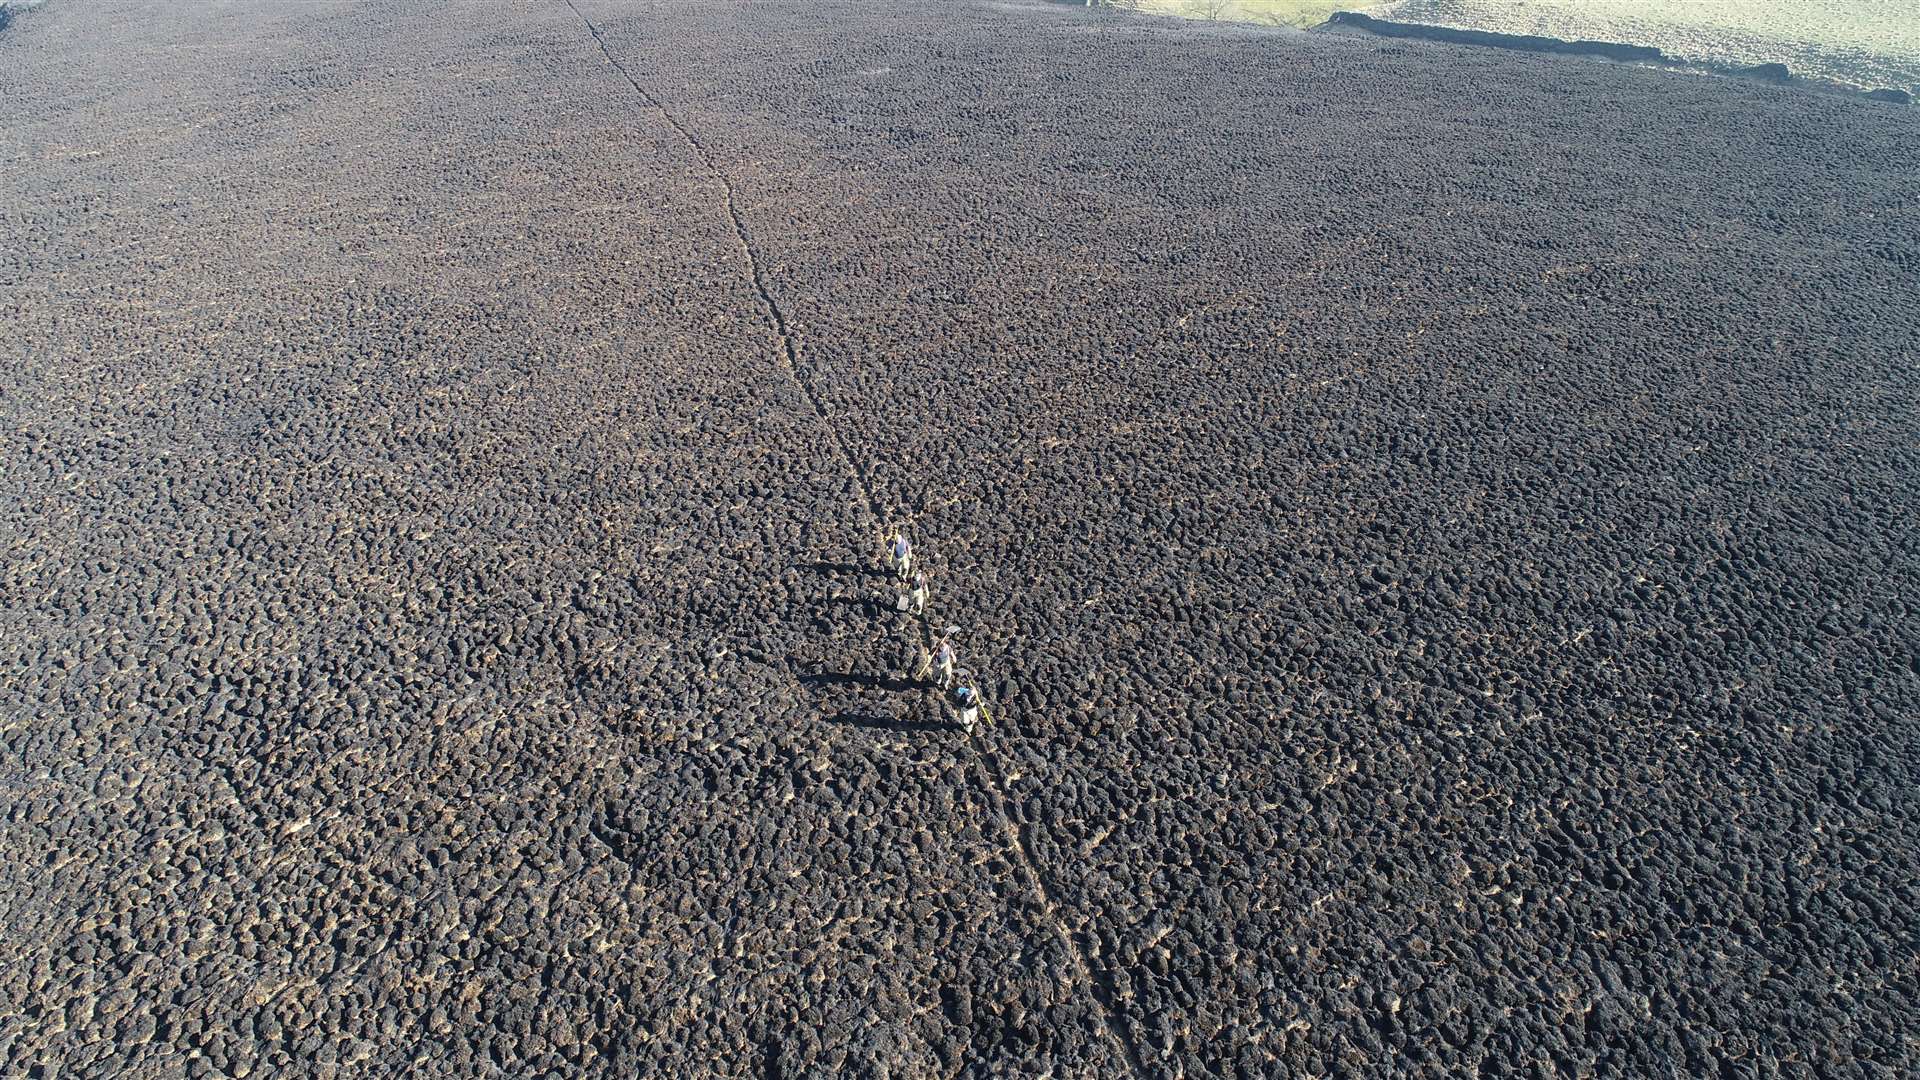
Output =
[{"x1": 2, "y1": 0, "x2": 1916, "y2": 1077}]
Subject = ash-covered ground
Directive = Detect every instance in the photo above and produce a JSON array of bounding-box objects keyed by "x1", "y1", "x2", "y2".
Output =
[{"x1": 2, "y1": 1, "x2": 1916, "y2": 1077}]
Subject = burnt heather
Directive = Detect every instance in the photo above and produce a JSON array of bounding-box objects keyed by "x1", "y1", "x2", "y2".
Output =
[{"x1": 1, "y1": 1, "x2": 1916, "y2": 1077}]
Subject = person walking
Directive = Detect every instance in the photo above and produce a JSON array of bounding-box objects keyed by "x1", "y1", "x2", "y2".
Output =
[
  {"x1": 888, "y1": 534, "x2": 913, "y2": 582},
  {"x1": 951, "y1": 676, "x2": 982, "y2": 733},
  {"x1": 933, "y1": 631, "x2": 957, "y2": 689}
]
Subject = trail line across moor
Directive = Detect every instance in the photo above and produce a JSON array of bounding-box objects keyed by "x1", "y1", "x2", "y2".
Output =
[{"x1": 557, "y1": 2, "x2": 1152, "y2": 1074}]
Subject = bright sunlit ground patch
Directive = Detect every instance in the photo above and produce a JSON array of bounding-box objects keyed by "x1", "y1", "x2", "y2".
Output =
[{"x1": 1141, "y1": 0, "x2": 1920, "y2": 90}]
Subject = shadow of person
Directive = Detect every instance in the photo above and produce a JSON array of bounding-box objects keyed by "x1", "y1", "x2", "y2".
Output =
[
  {"x1": 791, "y1": 560, "x2": 889, "y2": 580},
  {"x1": 800, "y1": 671, "x2": 928, "y2": 693},
  {"x1": 828, "y1": 712, "x2": 955, "y2": 733}
]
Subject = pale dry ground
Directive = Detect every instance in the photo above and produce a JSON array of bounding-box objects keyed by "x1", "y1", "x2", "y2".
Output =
[
  {"x1": 1378, "y1": 0, "x2": 1920, "y2": 89},
  {"x1": 1138, "y1": 0, "x2": 1920, "y2": 90}
]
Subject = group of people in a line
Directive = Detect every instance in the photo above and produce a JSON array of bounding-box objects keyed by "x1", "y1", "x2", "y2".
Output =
[{"x1": 889, "y1": 534, "x2": 985, "y2": 732}]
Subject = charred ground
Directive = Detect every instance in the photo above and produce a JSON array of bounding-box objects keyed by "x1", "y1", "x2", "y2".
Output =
[{"x1": 2, "y1": 1, "x2": 1916, "y2": 1077}]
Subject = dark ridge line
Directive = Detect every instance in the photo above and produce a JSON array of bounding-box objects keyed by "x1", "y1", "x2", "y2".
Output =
[
  {"x1": 1322, "y1": 10, "x2": 1913, "y2": 105},
  {"x1": 967, "y1": 730, "x2": 1157, "y2": 1080},
  {"x1": 1325, "y1": 10, "x2": 1662, "y2": 63},
  {"x1": 558, "y1": 4, "x2": 1153, "y2": 1074},
  {"x1": 902, "y1": 605, "x2": 1155, "y2": 1073},
  {"x1": 560, "y1": 0, "x2": 881, "y2": 527}
]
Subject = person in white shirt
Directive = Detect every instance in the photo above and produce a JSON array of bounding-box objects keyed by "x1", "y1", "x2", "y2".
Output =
[{"x1": 933, "y1": 631, "x2": 957, "y2": 689}]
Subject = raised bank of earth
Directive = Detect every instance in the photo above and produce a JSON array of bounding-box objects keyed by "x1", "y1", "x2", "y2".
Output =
[{"x1": 2, "y1": 1, "x2": 1916, "y2": 1078}]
